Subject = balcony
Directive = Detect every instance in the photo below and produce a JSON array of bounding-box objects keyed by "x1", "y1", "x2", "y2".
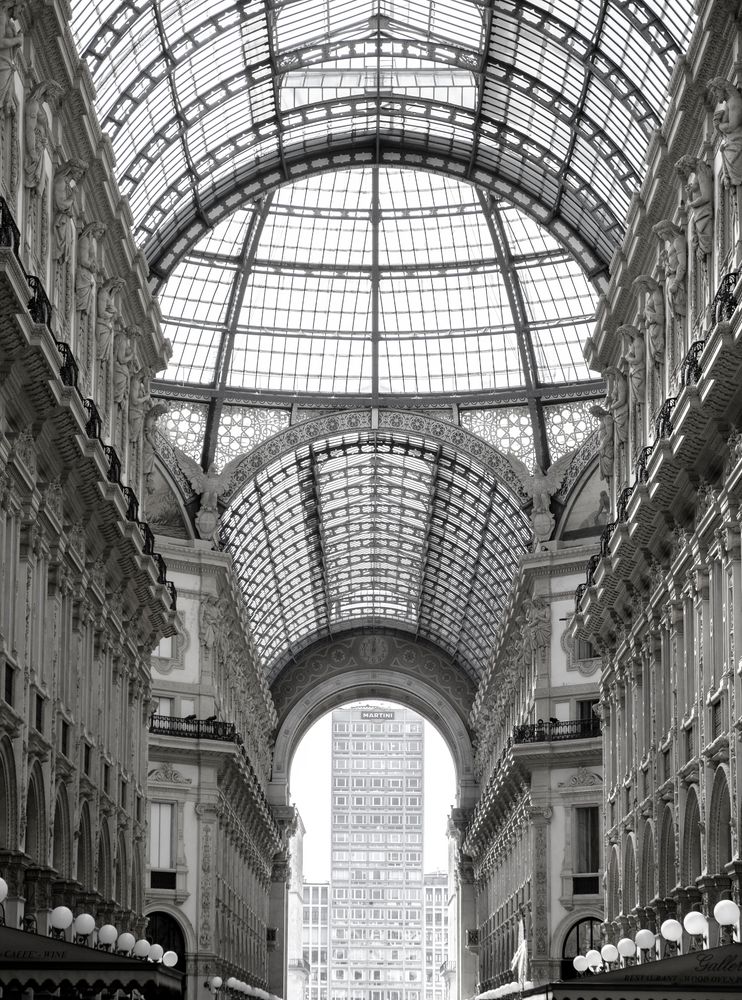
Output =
[
  {"x1": 510, "y1": 717, "x2": 601, "y2": 771},
  {"x1": 149, "y1": 714, "x2": 239, "y2": 742},
  {"x1": 512, "y1": 718, "x2": 601, "y2": 743}
]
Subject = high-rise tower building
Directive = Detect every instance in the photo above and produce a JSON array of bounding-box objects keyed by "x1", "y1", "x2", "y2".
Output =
[
  {"x1": 423, "y1": 873, "x2": 448, "y2": 1000},
  {"x1": 329, "y1": 705, "x2": 426, "y2": 1000}
]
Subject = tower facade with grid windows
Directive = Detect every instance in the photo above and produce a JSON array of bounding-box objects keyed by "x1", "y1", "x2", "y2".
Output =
[{"x1": 329, "y1": 706, "x2": 426, "y2": 1000}]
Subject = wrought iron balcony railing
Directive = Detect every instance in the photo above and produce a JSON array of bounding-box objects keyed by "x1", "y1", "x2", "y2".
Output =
[
  {"x1": 149, "y1": 714, "x2": 238, "y2": 742},
  {"x1": 512, "y1": 717, "x2": 601, "y2": 744}
]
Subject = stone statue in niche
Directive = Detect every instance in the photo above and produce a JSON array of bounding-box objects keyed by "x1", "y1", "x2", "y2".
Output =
[
  {"x1": 709, "y1": 77, "x2": 742, "y2": 188},
  {"x1": 633, "y1": 274, "x2": 665, "y2": 367},
  {"x1": 23, "y1": 81, "x2": 59, "y2": 191},
  {"x1": 143, "y1": 402, "x2": 168, "y2": 488},
  {"x1": 113, "y1": 328, "x2": 133, "y2": 405},
  {"x1": 675, "y1": 155, "x2": 713, "y2": 256},
  {"x1": 619, "y1": 325, "x2": 646, "y2": 406},
  {"x1": 128, "y1": 370, "x2": 151, "y2": 443},
  {"x1": 0, "y1": 1, "x2": 21, "y2": 114},
  {"x1": 590, "y1": 399, "x2": 615, "y2": 483},
  {"x1": 653, "y1": 220, "x2": 687, "y2": 323},
  {"x1": 95, "y1": 276, "x2": 124, "y2": 363},
  {"x1": 75, "y1": 222, "x2": 104, "y2": 337},
  {"x1": 608, "y1": 365, "x2": 629, "y2": 446},
  {"x1": 52, "y1": 158, "x2": 86, "y2": 329}
]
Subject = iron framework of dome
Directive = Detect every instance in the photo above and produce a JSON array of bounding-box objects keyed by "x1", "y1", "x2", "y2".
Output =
[{"x1": 68, "y1": 0, "x2": 697, "y2": 680}]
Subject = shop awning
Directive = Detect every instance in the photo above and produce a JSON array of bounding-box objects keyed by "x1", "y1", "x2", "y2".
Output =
[
  {"x1": 0, "y1": 923, "x2": 183, "y2": 995},
  {"x1": 549, "y1": 943, "x2": 742, "y2": 1000}
]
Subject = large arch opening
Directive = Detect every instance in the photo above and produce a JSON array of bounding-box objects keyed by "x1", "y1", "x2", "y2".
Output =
[{"x1": 287, "y1": 696, "x2": 457, "y2": 1000}]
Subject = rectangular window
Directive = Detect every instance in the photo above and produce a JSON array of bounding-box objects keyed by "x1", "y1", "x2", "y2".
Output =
[
  {"x1": 83, "y1": 743, "x2": 91, "y2": 775},
  {"x1": 60, "y1": 719, "x2": 69, "y2": 757},
  {"x1": 34, "y1": 693, "x2": 44, "y2": 732},
  {"x1": 149, "y1": 801, "x2": 175, "y2": 887},
  {"x1": 574, "y1": 806, "x2": 600, "y2": 894},
  {"x1": 153, "y1": 696, "x2": 173, "y2": 717},
  {"x1": 3, "y1": 664, "x2": 13, "y2": 707}
]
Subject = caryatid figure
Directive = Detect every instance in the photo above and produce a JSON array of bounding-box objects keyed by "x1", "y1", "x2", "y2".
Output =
[
  {"x1": 0, "y1": 0, "x2": 22, "y2": 114},
  {"x1": 652, "y1": 220, "x2": 687, "y2": 322},
  {"x1": 709, "y1": 77, "x2": 742, "y2": 188},
  {"x1": 675, "y1": 155, "x2": 713, "y2": 256},
  {"x1": 75, "y1": 222, "x2": 105, "y2": 332},
  {"x1": 618, "y1": 324, "x2": 646, "y2": 405},
  {"x1": 633, "y1": 274, "x2": 665, "y2": 367}
]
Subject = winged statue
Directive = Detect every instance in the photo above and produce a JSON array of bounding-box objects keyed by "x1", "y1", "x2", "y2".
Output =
[
  {"x1": 507, "y1": 450, "x2": 576, "y2": 547},
  {"x1": 174, "y1": 447, "x2": 245, "y2": 540}
]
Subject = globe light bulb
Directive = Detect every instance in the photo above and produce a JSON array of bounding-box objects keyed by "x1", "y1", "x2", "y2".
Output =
[
  {"x1": 601, "y1": 943, "x2": 618, "y2": 963},
  {"x1": 572, "y1": 955, "x2": 588, "y2": 973},
  {"x1": 97, "y1": 924, "x2": 118, "y2": 946},
  {"x1": 162, "y1": 950, "x2": 178, "y2": 967},
  {"x1": 0, "y1": 877, "x2": 8, "y2": 904},
  {"x1": 635, "y1": 928, "x2": 655, "y2": 951},
  {"x1": 117, "y1": 932, "x2": 135, "y2": 953},
  {"x1": 660, "y1": 918, "x2": 683, "y2": 943},
  {"x1": 73, "y1": 912, "x2": 95, "y2": 936},
  {"x1": 133, "y1": 937, "x2": 151, "y2": 958},
  {"x1": 50, "y1": 905, "x2": 74, "y2": 930},
  {"x1": 683, "y1": 911, "x2": 708, "y2": 937},
  {"x1": 149, "y1": 942, "x2": 164, "y2": 962},
  {"x1": 585, "y1": 948, "x2": 602, "y2": 969},
  {"x1": 617, "y1": 937, "x2": 636, "y2": 958},
  {"x1": 714, "y1": 899, "x2": 741, "y2": 926}
]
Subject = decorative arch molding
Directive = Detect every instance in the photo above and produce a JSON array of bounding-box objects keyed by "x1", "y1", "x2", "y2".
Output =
[
  {"x1": 708, "y1": 765, "x2": 733, "y2": 876},
  {"x1": 658, "y1": 805, "x2": 676, "y2": 899},
  {"x1": 607, "y1": 845, "x2": 620, "y2": 921},
  {"x1": 639, "y1": 819, "x2": 656, "y2": 908},
  {"x1": 144, "y1": 906, "x2": 194, "y2": 966},
  {"x1": 681, "y1": 787, "x2": 702, "y2": 887},
  {"x1": 271, "y1": 635, "x2": 477, "y2": 811},
  {"x1": 147, "y1": 152, "x2": 611, "y2": 289},
  {"x1": 52, "y1": 786, "x2": 72, "y2": 880},
  {"x1": 0, "y1": 735, "x2": 17, "y2": 850},
  {"x1": 76, "y1": 801, "x2": 94, "y2": 888},
  {"x1": 24, "y1": 762, "x2": 46, "y2": 865},
  {"x1": 553, "y1": 910, "x2": 604, "y2": 960},
  {"x1": 623, "y1": 833, "x2": 637, "y2": 915},
  {"x1": 211, "y1": 410, "x2": 532, "y2": 508},
  {"x1": 115, "y1": 833, "x2": 128, "y2": 908},
  {"x1": 97, "y1": 820, "x2": 113, "y2": 901}
]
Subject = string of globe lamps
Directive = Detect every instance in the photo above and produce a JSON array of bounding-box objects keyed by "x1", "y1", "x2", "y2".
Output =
[
  {"x1": 571, "y1": 900, "x2": 740, "y2": 974},
  {"x1": 0, "y1": 876, "x2": 178, "y2": 966}
]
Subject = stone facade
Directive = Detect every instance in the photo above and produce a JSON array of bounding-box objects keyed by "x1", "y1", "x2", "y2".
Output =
[{"x1": 571, "y1": 0, "x2": 742, "y2": 959}]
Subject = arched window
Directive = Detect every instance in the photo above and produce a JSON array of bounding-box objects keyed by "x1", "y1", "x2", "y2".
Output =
[
  {"x1": 708, "y1": 767, "x2": 732, "y2": 876},
  {"x1": 24, "y1": 764, "x2": 46, "y2": 864},
  {"x1": 658, "y1": 805, "x2": 676, "y2": 900},
  {"x1": 681, "y1": 790, "x2": 702, "y2": 888},
  {"x1": 97, "y1": 822, "x2": 112, "y2": 901},
  {"x1": 561, "y1": 917, "x2": 601, "y2": 980},
  {"x1": 607, "y1": 846, "x2": 620, "y2": 920},
  {"x1": 623, "y1": 837, "x2": 636, "y2": 914},
  {"x1": 640, "y1": 821, "x2": 655, "y2": 906},
  {"x1": 76, "y1": 802, "x2": 94, "y2": 888},
  {"x1": 146, "y1": 911, "x2": 187, "y2": 972},
  {"x1": 0, "y1": 736, "x2": 17, "y2": 850},
  {"x1": 52, "y1": 787, "x2": 72, "y2": 879}
]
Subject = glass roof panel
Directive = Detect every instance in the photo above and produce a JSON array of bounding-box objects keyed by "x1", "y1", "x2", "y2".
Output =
[
  {"x1": 155, "y1": 167, "x2": 596, "y2": 399},
  {"x1": 220, "y1": 431, "x2": 531, "y2": 681}
]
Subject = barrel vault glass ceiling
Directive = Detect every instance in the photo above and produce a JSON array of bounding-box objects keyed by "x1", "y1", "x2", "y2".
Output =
[{"x1": 70, "y1": 0, "x2": 696, "y2": 684}]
